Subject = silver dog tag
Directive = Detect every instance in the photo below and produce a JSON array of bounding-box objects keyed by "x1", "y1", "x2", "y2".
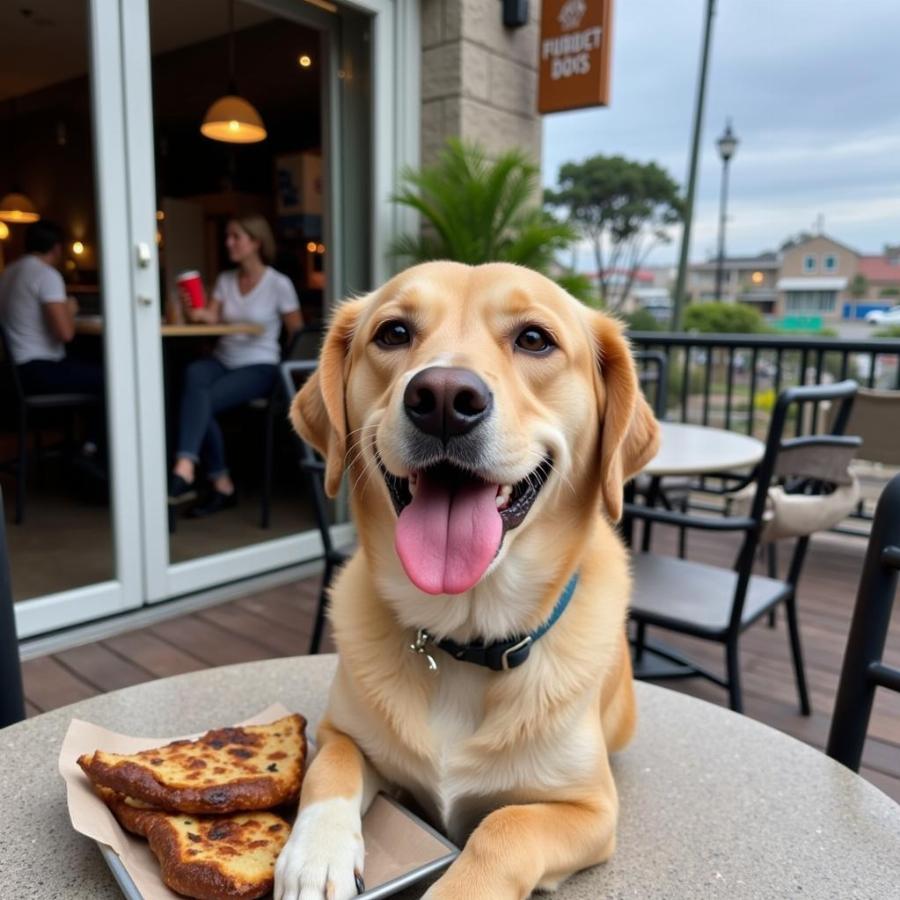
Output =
[{"x1": 409, "y1": 629, "x2": 439, "y2": 672}]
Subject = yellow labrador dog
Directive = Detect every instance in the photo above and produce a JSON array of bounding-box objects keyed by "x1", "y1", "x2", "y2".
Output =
[{"x1": 275, "y1": 261, "x2": 659, "y2": 900}]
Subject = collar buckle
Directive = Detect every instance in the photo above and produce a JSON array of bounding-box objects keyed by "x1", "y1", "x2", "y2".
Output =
[
  {"x1": 409, "y1": 628, "x2": 439, "y2": 673},
  {"x1": 498, "y1": 634, "x2": 533, "y2": 671}
]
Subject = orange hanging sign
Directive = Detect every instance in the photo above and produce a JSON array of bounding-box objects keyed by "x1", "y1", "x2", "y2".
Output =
[{"x1": 538, "y1": 0, "x2": 613, "y2": 114}]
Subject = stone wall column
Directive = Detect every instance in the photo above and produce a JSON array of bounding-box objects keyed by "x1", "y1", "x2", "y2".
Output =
[{"x1": 420, "y1": 0, "x2": 542, "y2": 167}]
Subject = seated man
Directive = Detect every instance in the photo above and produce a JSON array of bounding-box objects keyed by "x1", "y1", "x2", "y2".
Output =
[{"x1": 0, "y1": 220, "x2": 105, "y2": 459}]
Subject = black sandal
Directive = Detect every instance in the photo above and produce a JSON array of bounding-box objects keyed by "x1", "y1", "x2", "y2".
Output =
[
  {"x1": 168, "y1": 474, "x2": 197, "y2": 504},
  {"x1": 188, "y1": 489, "x2": 238, "y2": 518}
]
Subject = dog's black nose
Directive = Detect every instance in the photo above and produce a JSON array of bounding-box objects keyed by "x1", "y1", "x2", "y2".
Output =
[{"x1": 404, "y1": 366, "x2": 492, "y2": 440}]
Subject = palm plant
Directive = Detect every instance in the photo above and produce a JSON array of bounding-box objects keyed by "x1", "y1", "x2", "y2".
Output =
[{"x1": 390, "y1": 139, "x2": 580, "y2": 280}]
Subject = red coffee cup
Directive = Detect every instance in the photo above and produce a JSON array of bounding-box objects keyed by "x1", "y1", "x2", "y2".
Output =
[{"x1": 176, "y1": 270, "x2": 206, "y2": 309}]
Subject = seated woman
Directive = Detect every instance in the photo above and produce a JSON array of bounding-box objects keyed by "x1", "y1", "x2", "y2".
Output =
[{"x1": 168, "y1": 214, "x2": 302, "y2": 517}]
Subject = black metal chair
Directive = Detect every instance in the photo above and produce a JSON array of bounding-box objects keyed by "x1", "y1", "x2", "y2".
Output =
[
  {"x1": 628, "y1": 380, "x2": 859, "y2": 714},
  {"x1": 280, "y1": 359, "x2": 349, "y2": 654},
  {"x1": 0, "y1": 488, "x2": 26, "y2": 728},
  {"x1": 0, "y1": 325, "x2": 97, "y2": 524},
  {"x1": 258, "y1": 324, "x2": 325, "y2": 529},
  {"x1": 826, "y1": 387, "x2": 900, "y2": 536},
  {"x1": 826, "y1": 473, "x2": 900, "y2": 771},
  {"x1": 168, "y1": 324, "x2": 326, "y2": 534},
  {"x1": 630, "y1": 350, "x2": 694, "y2": 556}
]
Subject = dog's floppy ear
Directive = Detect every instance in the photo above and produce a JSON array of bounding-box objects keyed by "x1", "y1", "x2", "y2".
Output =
[
  {"x1": 593, "y1": 313, "x2": 660, "y2": 522},
  {"x1": 291, "y1": 297, "x2": 367, "y2": 497}
]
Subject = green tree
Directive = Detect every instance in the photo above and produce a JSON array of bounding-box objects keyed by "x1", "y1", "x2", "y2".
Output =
[
  {"x1": 545, "y1": 155, "x2": 683, "y2": 310},
  {"x1": 683, "y1": 302, "x2": 770, "y2": 334},
  {"x1": 623, "y1": 308, "x2": 662, "y2": 332},
  {"x1": 850, "y1": 274, "x2": 869, "y2": 298},
  {"x1": 390, "y1": 139, "x2": 580, "y2": 286},
  {"x1": 553, "y1": 271, "x2": 597, "y2": 306}
]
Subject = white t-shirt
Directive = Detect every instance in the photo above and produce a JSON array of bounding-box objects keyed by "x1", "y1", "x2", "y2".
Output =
[
  {"x1": 212, "y1": 268, "x2": 300, "y2": 369},
  {"x1": 0, "y1": 255, "x2": 67, "y2": 364}
]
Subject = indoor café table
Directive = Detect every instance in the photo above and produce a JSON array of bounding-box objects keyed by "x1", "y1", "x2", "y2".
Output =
[
  {"x1": 73, "y1": 314, "x2": 266, "y2": 460},
  {"x1": 2, "y1": 654, "x2": 898, "y2": 898},
  {"x1": 75, "y1": 315, "x2": 264, "y2": 337}
]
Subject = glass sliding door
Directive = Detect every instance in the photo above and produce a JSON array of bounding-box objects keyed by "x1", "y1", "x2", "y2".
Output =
[
  {"x1": 120, "y1": 0, "x2": 377, "y2": 603},
  {"x1": 2, "y1": 0, "x2": 145, "y2": 637}
]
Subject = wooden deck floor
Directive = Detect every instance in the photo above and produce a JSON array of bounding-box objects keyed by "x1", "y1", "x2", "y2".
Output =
[{"x1": 20, "y1": 526, "x2": 900, "y2": 804}]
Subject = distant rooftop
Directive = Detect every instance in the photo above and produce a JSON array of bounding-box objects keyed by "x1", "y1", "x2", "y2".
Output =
[
  {"x1": 858, "y1": 255, "x2": 900, "y2": 282},
  {"x1": 692, "y1": 252, "x2": 779, "y2": 272},
  {"x1": 585, "y1": 268, "x2": 655, "y2": 284}
]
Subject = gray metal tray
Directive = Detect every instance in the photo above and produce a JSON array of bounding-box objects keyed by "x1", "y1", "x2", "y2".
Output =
[{"x1": 97, "y1": 794, "x2": 458, "y2": 900}]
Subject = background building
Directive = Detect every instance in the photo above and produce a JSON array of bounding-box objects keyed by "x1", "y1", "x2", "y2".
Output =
[
  {"x1": 685, "y1": 234, "x2": 900, "y2": 324},
  {"x1": 777, "y1": 235, "x2": 858, "y2": 323},
  {"x1": 688, "y1": 252, "x2": 779, "y2": 314}
]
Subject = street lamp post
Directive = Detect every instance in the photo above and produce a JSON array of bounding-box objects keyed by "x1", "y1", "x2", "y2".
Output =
[
  {"x1": 714, "y1": 120, "x2": 738, "y2": 301},
  {"x1": 671, "y1": 0, "x2": 717, "y2": 331}
]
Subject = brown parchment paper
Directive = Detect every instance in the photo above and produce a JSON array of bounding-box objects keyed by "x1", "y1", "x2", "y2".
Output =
[{"x1": 59, "y1": 704, "x2": 455, "y2": 899}]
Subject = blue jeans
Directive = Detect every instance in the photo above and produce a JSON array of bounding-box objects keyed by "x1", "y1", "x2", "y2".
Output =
[{"x1": 176, "y1": 358, "x2": 276, "y2": 478}]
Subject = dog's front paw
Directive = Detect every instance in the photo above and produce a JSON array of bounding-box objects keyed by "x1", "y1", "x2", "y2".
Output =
[{"x1": 275, "y1": 798, "x2": 365, "y2": 900}]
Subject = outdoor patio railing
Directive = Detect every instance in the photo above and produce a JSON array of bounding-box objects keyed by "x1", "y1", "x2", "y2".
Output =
[{"x1": 628, "y1": 331, "x2": 900, "y2": 439}]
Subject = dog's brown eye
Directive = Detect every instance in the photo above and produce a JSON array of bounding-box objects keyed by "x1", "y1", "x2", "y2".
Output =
[
  {"x1": 515, "y1": 327, "x2": 554, "y2": 354},
  {"x1": 374, "y1": 320, "x2": 411, "y2": 348}
]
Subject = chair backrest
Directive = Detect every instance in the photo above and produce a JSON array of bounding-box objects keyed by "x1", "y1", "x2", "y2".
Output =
[
  {"x1": 0, "y1": 487, "x2": 26, "y2": 727},
  {"x1": 632, "y1": 350, "x2": 668, "y2": 419},
  {"x1": 279, "y1": 361, "x2": 318, "y2": 466},
  {"x1": 0, "y1": 323, "x2": 24, "y2": 412},
  {"x1": 826, "y1": 473, "x2": 900, "y2": 771},
  {"x1": 827, "y1": 387, "x2": 900, "y2": 467},
  {"x1": 280, "y1": 360, "x2": 337, "y2": 557},
  {"x1": 746, "y1": 380, "x2": 858, "y2": 526},
  {"x1": 283, "y1": 323, "x2": 325, "y2": 363},
  {"x1": 727, "y1": 380, "x2": 858, "y2": 630}
]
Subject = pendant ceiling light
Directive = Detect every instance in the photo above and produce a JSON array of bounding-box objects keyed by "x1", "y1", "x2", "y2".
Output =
[
  {"x1": 0, "y1": 192, "x2": 40, "y2": 224},
  {"x1": 201, "y1": 0, "x2": 266, "y2": 144},
  {"x1": 0, "y1": 101, "x2": 40, "y2": 223}
]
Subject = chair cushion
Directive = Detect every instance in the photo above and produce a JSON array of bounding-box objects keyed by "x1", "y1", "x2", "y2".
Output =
[
  {"x1": 630, "y1": 552, "x2": 791, "y2": 637},
  {"x1": 728, "y1": 479, "x2": 861, "y2": 542},
  {"x1": 24, "y1": 394, "x2": 97, "y2": 409}
]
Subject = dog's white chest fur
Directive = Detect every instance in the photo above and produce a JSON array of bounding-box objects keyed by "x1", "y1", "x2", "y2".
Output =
[
  {"x1": 420, "y1": 661, "x2": 494, "y2": 838},
  {"x1": 428, "y1": 664, "x2": 486, "y2": 789},
  {"x1": 412, "y1": 658, "x2": 596, "y2": 842}
]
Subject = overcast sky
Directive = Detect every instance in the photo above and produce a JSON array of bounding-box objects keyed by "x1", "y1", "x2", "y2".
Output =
[{"x1": 541, "y1": 0, "x2": 900, "y2": 267}]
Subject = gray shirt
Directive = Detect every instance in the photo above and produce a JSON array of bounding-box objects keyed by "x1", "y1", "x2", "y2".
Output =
[
  {"x1": 212, "y1": 267, "x2": 300, "y2": 369},
  {"x1": 0, "y1": 255, "x2": 67, "y2": 364}
]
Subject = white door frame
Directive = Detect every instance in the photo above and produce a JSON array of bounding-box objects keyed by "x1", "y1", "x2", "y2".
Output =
[
  {"x1": 119, "y1": 0, "x2": 419, "y2": 605},
  {"x1": 13, "y1": 0, "x2": 148, "y2": 639},
  {"x1": 371, "y1": 0, "x2": 421, "y2": 285}
]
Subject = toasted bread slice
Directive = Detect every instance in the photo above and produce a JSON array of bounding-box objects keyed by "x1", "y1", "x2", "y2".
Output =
[
  {"x1": 79, "y1": 714, "x2": 306, "y2": 814},
  {"x1": 97, "y1": 787, "x2": 290, "y2": 900}
]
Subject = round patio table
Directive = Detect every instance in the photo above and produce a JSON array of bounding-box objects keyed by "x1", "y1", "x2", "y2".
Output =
[
  {"x1": 2, "y1": 654, "x2": 898, "y2": 899},
  {"x1": 645, "y1": 420, "x2": 765, "y2": 477}
]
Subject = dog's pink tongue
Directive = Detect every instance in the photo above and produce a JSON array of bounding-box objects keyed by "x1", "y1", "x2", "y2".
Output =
[{"x1": 395, "y1": 471, "x2": 502, "y2": 595}]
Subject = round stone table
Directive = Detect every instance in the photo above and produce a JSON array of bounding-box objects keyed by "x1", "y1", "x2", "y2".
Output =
[
  {"x1": 645, "y1": 421, "x2": 766, "y2": 477},
  {"x1": 2, "y1": 654, "x2": 898, "y2": 899}
]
